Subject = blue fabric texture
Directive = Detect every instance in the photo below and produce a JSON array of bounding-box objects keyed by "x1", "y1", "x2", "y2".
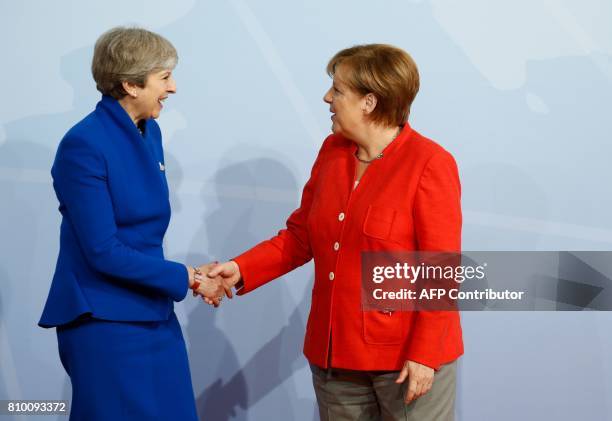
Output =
[
  {"x1": 39, "y1": 94, "x2": 188, "y2": 327},
  {"x1": 57, "y1": 313, "x2": 198, "y2": 421}
]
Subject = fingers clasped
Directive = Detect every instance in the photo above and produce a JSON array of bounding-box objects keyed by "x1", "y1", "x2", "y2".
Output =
[{"x1": 189, "y1": 261, "x2": 242, "y2": 307}]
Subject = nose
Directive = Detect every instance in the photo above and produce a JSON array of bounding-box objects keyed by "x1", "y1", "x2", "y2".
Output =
[
  {"x1": 323, "y1": 87, "x2": 332, "y2": 104},
  {"x1": 167, "y1": 76, "x2": 177, "y2": 94}
]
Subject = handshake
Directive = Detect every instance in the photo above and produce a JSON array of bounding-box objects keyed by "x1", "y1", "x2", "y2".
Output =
[{"x1": 187, "y1": 261, "x2": 242, "y2": 307}]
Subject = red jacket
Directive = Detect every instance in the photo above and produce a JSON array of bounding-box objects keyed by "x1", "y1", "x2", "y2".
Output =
[{"x1": 234, "y1": 123, "x2": 463, "y2": 371}]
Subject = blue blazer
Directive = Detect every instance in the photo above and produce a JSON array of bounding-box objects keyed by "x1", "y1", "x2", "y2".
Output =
[{"x1": 39, "y1": 95, "x2": 188, "y2": 328}]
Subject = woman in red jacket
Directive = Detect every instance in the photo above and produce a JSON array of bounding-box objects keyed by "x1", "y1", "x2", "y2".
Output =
[{"x1": 208, "y1": 44, "x2": 463, "y2": 421}]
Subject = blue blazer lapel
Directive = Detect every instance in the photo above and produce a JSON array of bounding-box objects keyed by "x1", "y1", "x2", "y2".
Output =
[{"x1": 96, "y1": 95, "x2": 168, "y2": 195}]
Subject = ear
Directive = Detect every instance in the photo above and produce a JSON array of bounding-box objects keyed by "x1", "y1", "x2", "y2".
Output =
[
  {"x1": 362, "y1": 93, "x2": 378, "y2": 115},
  {"x1": 122, "y1": 81, "x2": 140, "y2": 98}
]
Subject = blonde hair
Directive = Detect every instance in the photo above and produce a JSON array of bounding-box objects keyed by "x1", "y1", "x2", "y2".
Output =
[
  {"x1": 327, "y1": 44, "x2": 419, "y2": 126},
  {"x1": 92, "y1": 26, "x2": 178, "y2": 99}
]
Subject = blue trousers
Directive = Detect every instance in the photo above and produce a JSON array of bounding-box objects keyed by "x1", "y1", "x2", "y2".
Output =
[{"x1": 56, "y1": 312, "x2": 198, "y2": 421}]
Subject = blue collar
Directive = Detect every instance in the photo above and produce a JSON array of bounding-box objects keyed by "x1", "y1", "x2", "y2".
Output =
[{"x1": 97, "y1": 94, "x2": 152, "y2": 140}]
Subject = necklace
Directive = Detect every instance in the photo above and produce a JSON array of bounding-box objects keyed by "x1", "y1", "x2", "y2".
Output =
[
  {"x1": 354, "y1": 126, "x2": 402, "y2": 164},
  {"x1": 354, "y1": 151, "x2": 383, "y2": 164}
]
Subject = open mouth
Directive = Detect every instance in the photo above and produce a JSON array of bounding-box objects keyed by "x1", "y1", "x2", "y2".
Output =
[{"x1": 158, "y1": 97, "x2": 168, "y2": 107}]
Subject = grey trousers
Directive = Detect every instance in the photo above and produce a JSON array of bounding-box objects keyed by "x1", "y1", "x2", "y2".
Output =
[{"x1": 311, "y1": 361, "x2": 456, "y2": 421}]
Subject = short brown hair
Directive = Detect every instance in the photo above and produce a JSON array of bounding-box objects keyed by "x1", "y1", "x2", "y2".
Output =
[
  {"x1": 92, "y1": 26, "x2": 178, "y2": 99},
  {"x1": 326, "y1": 44, "x2": 419, "y2": 127}
]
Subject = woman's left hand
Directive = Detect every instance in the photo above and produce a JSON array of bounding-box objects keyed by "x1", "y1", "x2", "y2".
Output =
[{"x1": 395, "y1": 360, "x2": 434, "y2": 404}]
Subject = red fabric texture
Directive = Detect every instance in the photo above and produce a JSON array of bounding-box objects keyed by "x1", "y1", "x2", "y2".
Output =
[{"x1": 234, "y1": 124, "x2": 463, "y2": 371}]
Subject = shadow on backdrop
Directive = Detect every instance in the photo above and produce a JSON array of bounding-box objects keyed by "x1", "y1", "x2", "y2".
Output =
[
  {"x1": 183, "y1": 155, "x2": 315, "y2": 420},
  {"x1": 0, "y1": 44, "x2": 101, "y2": 420}
]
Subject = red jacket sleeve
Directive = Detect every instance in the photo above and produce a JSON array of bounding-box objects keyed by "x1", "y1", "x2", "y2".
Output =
[
  {"x1": 406, "y1": 150, "x2": 462, "y2": 369},
  {"x1": 233, "y1": 141, "x2": 327, "y2": 293}
]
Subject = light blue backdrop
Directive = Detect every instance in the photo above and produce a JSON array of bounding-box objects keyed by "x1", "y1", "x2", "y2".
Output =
[{"x1": 1, "y1": 1, "x2": 611, "y2": 420}]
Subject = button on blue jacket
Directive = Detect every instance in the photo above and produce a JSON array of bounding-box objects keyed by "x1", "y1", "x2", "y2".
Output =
[{"x1": 39, "y1": 95, "x2": 188, "y2": 327}]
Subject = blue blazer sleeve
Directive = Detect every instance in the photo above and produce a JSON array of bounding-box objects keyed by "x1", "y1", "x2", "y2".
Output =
[{"x1": 52, "y1": 134, "x2": 188, "y2": 302}]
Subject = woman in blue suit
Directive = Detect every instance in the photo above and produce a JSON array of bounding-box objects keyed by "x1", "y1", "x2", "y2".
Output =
[{"x1": 39, "y1": 27, "x2": 222, "y2": 420}]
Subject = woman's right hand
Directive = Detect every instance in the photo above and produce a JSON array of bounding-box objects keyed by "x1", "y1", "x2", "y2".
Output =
[
  {"x1": 193, "y1": 277, "x2": 226, "y2": 307},
  {"x1": 187, "y1": 265, "x2": 197, "y2": 289},
  {"x1": 187, "y1": 264, "x2": 225, "y2": 307},
  {"x1": 207, "y1": 261, "x2": 242, "y2": 297}
]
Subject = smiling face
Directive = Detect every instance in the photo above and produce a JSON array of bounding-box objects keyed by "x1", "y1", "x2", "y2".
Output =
[
  {"x1": 323, "y1": 64, "x2": 368, "y2": 139},
  {"x1": 129, "y1": 68, "x2": 177, "y2": 121}
]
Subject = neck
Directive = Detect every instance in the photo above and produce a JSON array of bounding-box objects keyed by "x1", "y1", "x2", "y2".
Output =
[
  {"x1": 118, "y1": 96, "x2": 142, "y2": 126},
  {"x1": 354, "y1": 124, "x2": 401, "y2": 161}
]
